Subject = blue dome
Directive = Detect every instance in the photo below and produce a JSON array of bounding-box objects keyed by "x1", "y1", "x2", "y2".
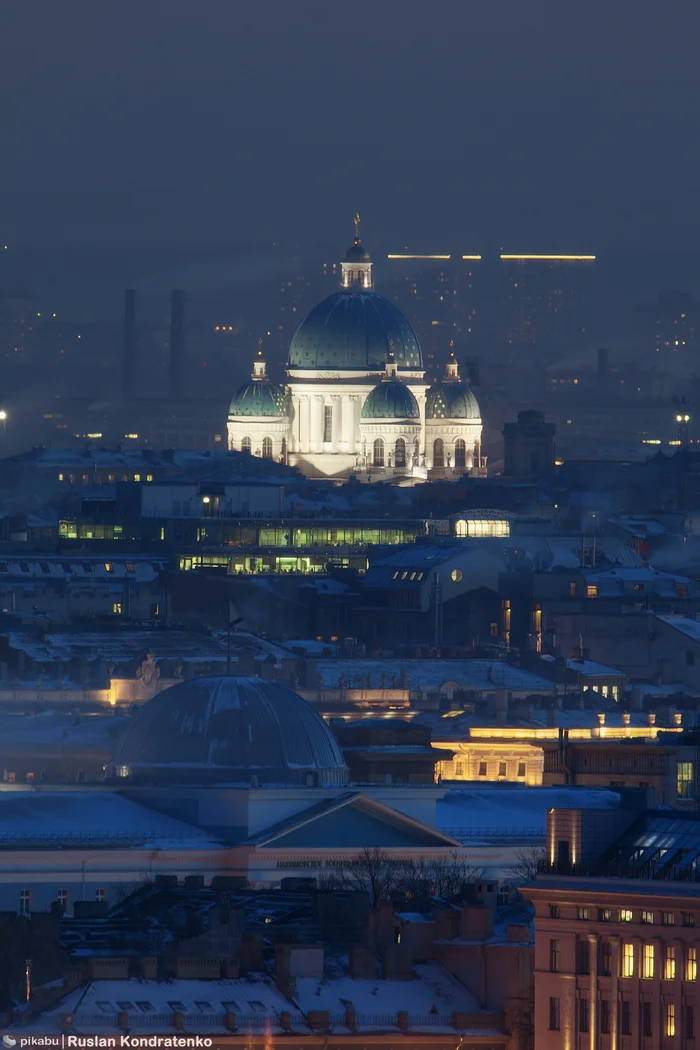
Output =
[
  {"x1": 362, "y1": 378, "x2": 420, "y2": 420},
  {"x1": 109, "y1": 676, "x2": 348, "y2": 787},
  {"x1": 229, "y1": 378, "x2": 287, "y2": 418},
  {"x1": 426, "y1": 383, "x2": 481, "y2": 420},
  {"x1": 289, "y1": 292, "x2": 423, "y2": 371}
]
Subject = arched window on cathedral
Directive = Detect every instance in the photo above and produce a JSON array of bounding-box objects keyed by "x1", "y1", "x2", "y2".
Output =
[
  {"x1": 454, "y1": 438, "x2": 466, "y2": 468},
  {"x1": 394, "y1": 437, "x2": 406, "y2": 467},
  {"x1": 358, "y1": 269, "x2": 365, "y2": 286},
  {"x1": 373, "y1": 437, "x2": 385, "y2": 467},
  {"x1": 433, "y1": 437, "x2": 445, "y2": 468},
  {"x1": 262, "y1": 436, "x2": 273, "y2": 459},
  {"x1": 241, "y1": 436, "x2": 252, "y2": 454}
]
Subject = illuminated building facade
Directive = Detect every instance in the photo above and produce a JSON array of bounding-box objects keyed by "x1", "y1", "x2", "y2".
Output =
[
  {"x1": 228, "y1": 221, "x2": 485, "y2": 482},
  {"x1": 530, "y1": 804, "x2": 700, "y2": 1049}
]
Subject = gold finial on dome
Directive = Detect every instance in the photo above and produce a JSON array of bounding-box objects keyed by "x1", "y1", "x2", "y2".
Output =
[
  {"x1": 353, "y1": 211, "x2": 361, "y2": 243},
  {"x1": 257, "y1": 336, "x2": 264, "y2": 358}
]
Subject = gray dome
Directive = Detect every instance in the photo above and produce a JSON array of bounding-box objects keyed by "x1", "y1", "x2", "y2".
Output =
[
  {"x1": 109, "y1": 676, "x2": 348, "y2": 787},
  {"x1": 361, "y1": 378, "x2": 420, "y2": 420}
]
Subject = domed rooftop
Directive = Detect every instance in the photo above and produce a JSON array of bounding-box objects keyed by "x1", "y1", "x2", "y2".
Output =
[
  {"x1": 426, "y1": 383, "x2": 481, "y2": 420},
  {"x1": 229, "y1": 378, "x2": 287, "y2": 418},
  {"x1": 288, "y1": 292, "x2": 423, "y2": 371},
  {"x1": 343, "y1": 240, "x2": 371, "y2": 263},
  {"x1": 362, "y1": 377, "x2": 420, "y2": 420},
  {"x1": 109, "y1": 676, "x2": 348, "y2": 786}
]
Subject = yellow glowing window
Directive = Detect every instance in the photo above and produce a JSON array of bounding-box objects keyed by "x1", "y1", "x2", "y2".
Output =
[
  {"x1": 146, "y1": 474, "x2": 153, "y2": 482},
  {"x1": 667, "y1": 1003, "x2": 675, "y2": 1037},
  {"x1": 641, "y1": 910, "x2": 654, "y2": 924},
  {"x1": 57, "y1": 473, "x2": 64, "y2": 481},
  {"x1": 587, "y1": 585, "x2": 598, "y2": 598},
  {"x1": 622, "y1": 943, "x2": 634, "y2": 977},
  {"x1": 687, "y1": 947, "x2": 697, "y2": 981},
  {"x1": 619, "y1": 909, "x2": 633, "y2": 922},
  {"x1": 112, "y1": 602, "x2": 122, "y2": 615},
  {"x1": 665, "y1": 946, "x2": 676, "y2": 980},
  {"x1": 643, "y1": 944, "x2": 655, "y2": 978},
  {"x1": 569, "y1": 582, "x2": 576, "y2": 596},
  {"x1": 133, "y1": 474, "x2": 141, "y2": 482}
]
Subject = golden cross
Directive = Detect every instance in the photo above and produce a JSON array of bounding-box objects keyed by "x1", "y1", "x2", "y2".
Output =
[
  {"x1": 353, "y1": 211, "x2": 361, "y2": 241},
  {"x1": 258, "y1": 337, "x2": 264, "y2": 356}
]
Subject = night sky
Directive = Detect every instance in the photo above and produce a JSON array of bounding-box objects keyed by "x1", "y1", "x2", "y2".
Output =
[{"x1": 2, "y1": 1, "x2": 700, "y2": 305}]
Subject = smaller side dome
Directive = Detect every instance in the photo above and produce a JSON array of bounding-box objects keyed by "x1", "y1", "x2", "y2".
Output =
[
  {"x1": 229, "y1": 379, "x2": 287, "y2": 418},
  {"x1": 426, "y1": 383, "x2": 481, "y2": 420},
  {"x1": 362, "y1": 378, "x2": 420, "y2": 420}
]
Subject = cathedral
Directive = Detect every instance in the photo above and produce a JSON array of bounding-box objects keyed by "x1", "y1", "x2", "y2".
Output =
[{"x1": 227, "y1": 218, "x2": 485, "y2": 482}]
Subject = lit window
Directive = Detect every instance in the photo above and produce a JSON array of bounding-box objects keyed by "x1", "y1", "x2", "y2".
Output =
[
  {"x1": 576, "y1": 907, "x2": 590, "y2": 921},
  {"x1": 619, "y1": 909, "x2": 633, "y2": 923},
  {"x1": 146, "y1": 474, "x2": 153, "y2": 482},
  {"x1": 104, "y1": 562, "x2": 113, "y2": 573},
  {"x1": 665, "y1": 946, "x2": 676, "y2": 980},
  {"x1": 57, "y1": 889, "x2": 69, "y2": 909},
  {"x1": 586, "y1": 584, "x2": 598, "y2": 598},
  {"x1": 643, "y1": 943, "x2": 655, "y2": 978},
  {"x1": 641, "y1": 910, "x2": 654, "y2": 924},
  {"x1": 57, "y1": 473, "x2": 64, "y2": 481},
  {"x1": 112, "y1": 603, "x2": 122, "y2": 616},
  {"x1": 687, "y1": 947, "x2": 697, "y2": 982},
  {"x1": 666, "y1": 1003, "x2": 675, "y2": 1037},
  {"x1": 678, "y1": 761, "x2": 695, "y2": 798},
  {"x1": 451, "y1": 568, "x2": 463, "y2": 583},
  {"x1": 133, "y1": 474, "x2": 141, "y2": 482},
  {"x1": 569, "y1": 581, "x2": 576, "y2": 596},
  {"x1": 622, "y1": 942, "x2": 634, "y2": 977}
]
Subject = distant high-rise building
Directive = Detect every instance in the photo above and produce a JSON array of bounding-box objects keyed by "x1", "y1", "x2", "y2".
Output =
[
  {"x1": 384, "y1": 254, "x2": 482, "y2": 373},
  {"x1": 638, "y1": 290, "x2": 699, "y2": 361},
  {"x1": 500, "y1": 254, "x2": 595, "y2": 348}
]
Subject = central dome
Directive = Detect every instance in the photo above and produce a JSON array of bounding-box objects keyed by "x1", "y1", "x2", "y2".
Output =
[
  {"x1": 109, "y1": 676, "x2": 348, "y2": 786},
  {"x1": 288, "y1": 291, "x2": 423, "y2": 371}
]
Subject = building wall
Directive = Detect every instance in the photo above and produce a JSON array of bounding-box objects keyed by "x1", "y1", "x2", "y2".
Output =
[
  {"x1": 530, "y1": 879, "x2": 700, "y2": 1050},
  {"x1": 434, "y1": 741, "x2": 544, "y2": 787}
]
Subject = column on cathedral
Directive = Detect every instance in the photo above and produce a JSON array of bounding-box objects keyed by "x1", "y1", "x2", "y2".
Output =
[
  {"x1": 331, "y1": 395, "x2": 342, "y2": 452},
  {"x1": 311, "y1": 394, "x2": 323, "y2": 451},
  {"x1": 299, "y1": 395, "x2": 310, "y2": 453}
]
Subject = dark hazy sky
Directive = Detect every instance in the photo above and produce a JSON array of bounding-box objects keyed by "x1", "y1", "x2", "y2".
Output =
[{"x1": 2, "y1": 0, "x2": 700, "y2": 257}]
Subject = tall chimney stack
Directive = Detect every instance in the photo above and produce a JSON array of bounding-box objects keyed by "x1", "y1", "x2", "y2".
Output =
[
  {"x1": 169, "y1": 289, "x2": 185, "y2": 401},
  {"x1": 123, "y1": 289, "x2": 136, "y2": 401}
]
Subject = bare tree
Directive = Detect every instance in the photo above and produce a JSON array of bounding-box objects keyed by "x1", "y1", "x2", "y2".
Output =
[
  {"x1": 396, "y1": 853, "x2": 484, "y2": 901},
  {"x1": 342, "y1": 846, "x2": 397, "y2": 905},
  {"x1": 505, "y1": 847, "x2": 546, "y2": 885}
]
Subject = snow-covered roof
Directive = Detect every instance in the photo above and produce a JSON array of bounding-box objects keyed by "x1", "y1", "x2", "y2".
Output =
[
  {"x1": 437, "y1": 786, "x2": 621, "y2": 839},
  {"x1": 658, "y1": 616, "x2": 700, "y2": 642},
  {"x1": 0, "y1": 791, "x2": 216, "y2": 846},
  {"x1": 313, "y1": 660, "x2": 554, "y2": 694},
  {"x1": 564, "y1": 658, "x2": 628, "y2": 679}
]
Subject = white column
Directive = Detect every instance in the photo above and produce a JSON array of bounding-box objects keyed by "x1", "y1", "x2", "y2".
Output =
[
  {"x1": 331, "y1": 395, "x2": 342, "y2": 452},
  {"x1": 300, "y1": 396, "x2": 310, "y2": 453},
  {"x1": 312, "y1": 394, "x2": 323, "y2": 451}
]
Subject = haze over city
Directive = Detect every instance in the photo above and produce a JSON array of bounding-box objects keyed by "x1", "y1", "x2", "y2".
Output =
[{"x1": 0, "y1": 4, "x2": 700, "y2": 1048}]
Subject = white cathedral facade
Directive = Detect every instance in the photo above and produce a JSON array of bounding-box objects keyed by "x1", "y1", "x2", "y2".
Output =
[{"x1": 227, "y1": 222, "x2": 485, "y2": 483}]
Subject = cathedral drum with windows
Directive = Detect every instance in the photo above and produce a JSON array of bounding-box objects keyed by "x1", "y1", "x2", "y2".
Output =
[{"x1": 227, "y1": 217, "x2": 485, "y2": 482}]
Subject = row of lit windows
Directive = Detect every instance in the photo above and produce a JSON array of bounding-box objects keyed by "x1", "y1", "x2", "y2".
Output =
[
  {"x1": 551, "y1": 938, "x2": 697, "y2": 981},
  {"x1": 19, "y1": 887, "x2": 106, "y2": 914},
  {"x1": 451, "y1": 760, "x2": 527, "y2": 778},
  {"x1": 550, "y1": 904, "x2": 696, "y2": 926},
  {"x1": 550, "y1": 996, "x2": 689, "y2": 1038},
  {"x1": 57, "y1": 473, "x2": 153, "y2": 483}
]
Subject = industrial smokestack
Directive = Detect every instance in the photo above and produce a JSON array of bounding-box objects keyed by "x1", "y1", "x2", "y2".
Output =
[
  {"x1": 169, "y1": 289, "x2": 185, "y2": 400},
  {"x1": 123, "y1": 289, "x2": 136, "y2": 401}
]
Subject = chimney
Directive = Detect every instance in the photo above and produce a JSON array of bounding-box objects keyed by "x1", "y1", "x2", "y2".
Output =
[
  {"x1": 169, "y1": 289, "x2": 185, "y2": 401},
  {"x1": 123, "y1": 289, "x2": 136, "y2": 401}
]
